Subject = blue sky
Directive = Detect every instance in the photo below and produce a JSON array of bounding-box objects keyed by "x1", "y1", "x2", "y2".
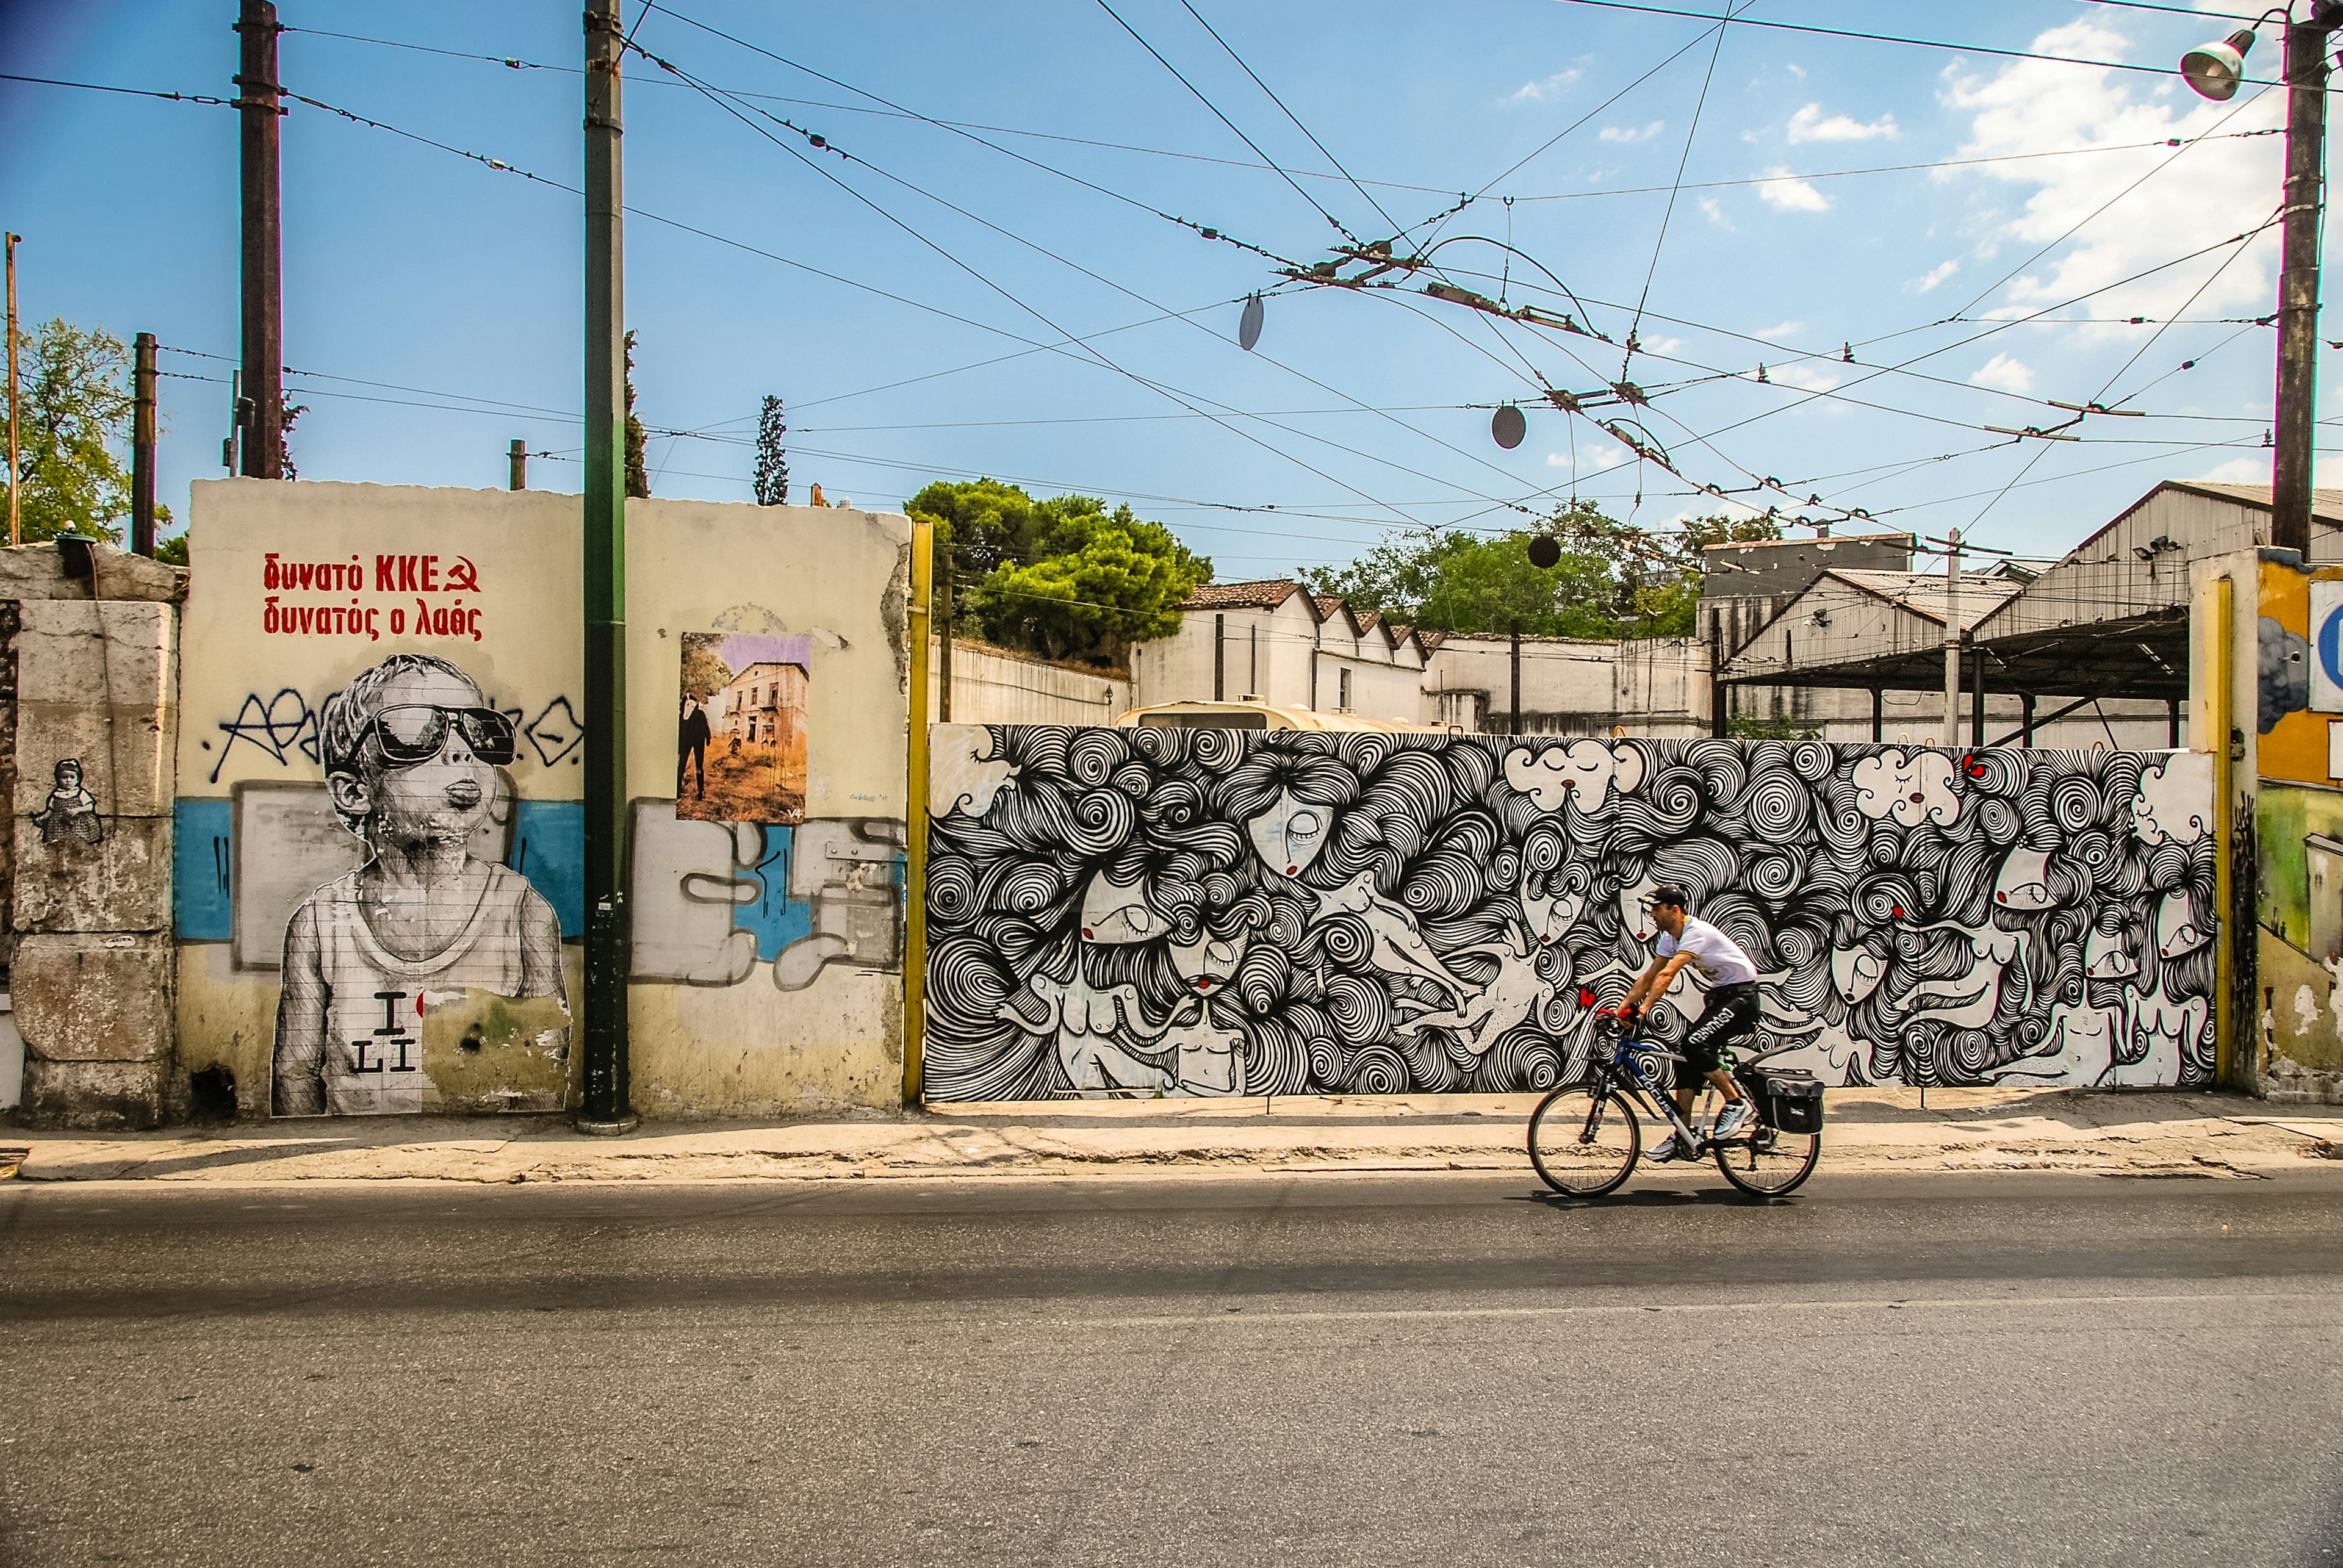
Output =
[{"x1": 0, "y1": 1, "x2": 2319, "y2": 576}]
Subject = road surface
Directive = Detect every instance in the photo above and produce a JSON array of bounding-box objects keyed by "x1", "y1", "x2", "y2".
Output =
[{"x1": 3, "y1": 1167, "x2": 2339, "y2": 1566}]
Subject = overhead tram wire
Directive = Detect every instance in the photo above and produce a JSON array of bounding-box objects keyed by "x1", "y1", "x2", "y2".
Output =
[
  {"x1": 1622, "y1": 0, "x2": 1744, "y2": 371},
  {"x1": 627, "y1": 7, "x2": 1608, "y2": 515},
  {"x1": 1170, "y1": 0, "x2": 1409, "y2": 240},
  {"x1": 1089, "y1": 0, "x2": 1362, "y2": 244},
  {"x1": 1548, "y1": 0, "x2": 2291, "y2": 87},
  {"x1": 0, "y1": 72, "x2": 233, "y2": 106},
  {"x1": 619, "y1": 41, "x2": 1433, "y2": 533},
  {"x1": 1951, "y1": 200, "x2": 2280, "y2": 536},
  {"x1": 290, "y1": 25, "x2": 2292, "y2": 205}
]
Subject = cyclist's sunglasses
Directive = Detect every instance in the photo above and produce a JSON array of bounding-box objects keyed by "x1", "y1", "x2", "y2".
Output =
[{"x1": 365, "y1": 704, "x2": 517, "y2": 767}]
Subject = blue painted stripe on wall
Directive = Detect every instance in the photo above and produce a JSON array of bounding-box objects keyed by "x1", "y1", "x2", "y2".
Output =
[
  {"x1": 509, "y1": 799, "x2": 585, "y2": 939},
  {"x1": 173, "y1": 799, "x2": 234, "y2": 941},
  {"x1": 176, "y1": 797, "x2": 585, "y2": 942},
  {"x1": 736, "y1": 827, "x2": 814, "y2": 961}
]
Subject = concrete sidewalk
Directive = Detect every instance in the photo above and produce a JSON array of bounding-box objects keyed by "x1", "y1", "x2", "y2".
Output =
[{"x1": 5, "y1": 1086, "x2": 2340, "y2": 1184}]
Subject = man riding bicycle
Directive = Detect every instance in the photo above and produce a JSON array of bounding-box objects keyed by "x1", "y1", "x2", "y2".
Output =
[{"x1": 1613, "y1": 885, "x2": 1758, "y2": 1159}]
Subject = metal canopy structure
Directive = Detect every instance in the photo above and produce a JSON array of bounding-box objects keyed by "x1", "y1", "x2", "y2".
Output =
[{"x1": 1719, "y1": 480, "x2": 2343, "y2": 707}]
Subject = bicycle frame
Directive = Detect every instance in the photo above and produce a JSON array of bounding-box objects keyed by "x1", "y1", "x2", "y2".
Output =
[{"x1": 1582, "y1": 1022, "x2": 1771, "y2": 1155}]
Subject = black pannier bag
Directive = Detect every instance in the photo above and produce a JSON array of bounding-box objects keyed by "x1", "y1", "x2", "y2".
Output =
[{"x1": 1758, "y1": 1070, "x2": 1824, "y2": 1134}]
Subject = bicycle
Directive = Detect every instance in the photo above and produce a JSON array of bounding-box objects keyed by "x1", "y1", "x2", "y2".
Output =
[{"x1": 1527, "y1": 1012, "x2": 1824, "y2": 1199}]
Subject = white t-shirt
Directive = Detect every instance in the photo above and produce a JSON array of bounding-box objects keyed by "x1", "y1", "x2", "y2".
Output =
[{"x1": 1655, "y1": 915, "x2": 1758, "y2": 987}]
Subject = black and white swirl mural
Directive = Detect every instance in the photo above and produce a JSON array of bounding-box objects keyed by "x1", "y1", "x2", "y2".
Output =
[{"x1": 923, "y1": 725, "x2": 2217, "y2": 1100}]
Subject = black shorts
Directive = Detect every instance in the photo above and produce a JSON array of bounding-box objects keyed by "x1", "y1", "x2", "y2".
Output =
[{"x1": 1677, "y1": 983, "x2": 1759, "y2": 1087}]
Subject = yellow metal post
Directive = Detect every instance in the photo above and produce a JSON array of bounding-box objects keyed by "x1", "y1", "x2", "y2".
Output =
[
  {"x1": 2209, "y1": 574, "x2": 2236, "y2": 1085},
  {"x1": 904, "y1": 519, "x2": 932, "y2": 1106}
]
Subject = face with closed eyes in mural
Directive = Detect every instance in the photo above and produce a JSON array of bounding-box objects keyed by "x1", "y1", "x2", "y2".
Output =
[
  {"x1": 1171, "y1": 927, "x2": 1248, "y2": 993},
  {"x1": 1078, "y1": 866, "x2": 1167, "y2": 944},
  {"x1": 1247, "y1": 790, "x2": 1332, "y2": 879}
]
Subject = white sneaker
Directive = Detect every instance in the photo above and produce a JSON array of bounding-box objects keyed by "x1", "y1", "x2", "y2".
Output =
[
  {"x1": 1713, "y1": 1100, "x2": 1754, "y2": 1140},
  {"x1": 1647, "y1": 1134, "x2": 1679, "y2": 1162}
]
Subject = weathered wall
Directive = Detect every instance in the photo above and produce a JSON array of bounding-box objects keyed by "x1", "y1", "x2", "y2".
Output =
[
  {"x1": 623, "y1": 497, "x2": 910, "y2": 1116},
  {"x1": 10, "y1": 544, "x2": 185, "y2": 1127},
  {"x1": 923, "y1": 726, "x2": 2215, "y2": 1099},
  {"x1": 928, "y1": 637, "x2": 1128, "y2": 725},
  {"x1": 1422, "y1": 635, "x2": 1708, "y2": 737},
  {"x1": 174, "y1": 481, "x2": 910, "y2": 1121},
  {"x1": 2248, "y1": 550, "x2": 2343, "y2": 1101}
]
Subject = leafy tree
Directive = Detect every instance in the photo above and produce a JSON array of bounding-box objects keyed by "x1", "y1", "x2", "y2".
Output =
[
  {"x1": 907, "y1": 479, "x2": 1211, "y2": 665},
  {"x1": 1, "y1": 317, "x2": 173, "y2": 546},
  {"x1": 1303, "y1": 500, "x2": 1779, "y2": 641},
  {"x1": 752, "y1": 394, "x2": 788, "y2": 506},
  {"x1": 623, "y1": 329, "x2": 649, "y2": 499}
]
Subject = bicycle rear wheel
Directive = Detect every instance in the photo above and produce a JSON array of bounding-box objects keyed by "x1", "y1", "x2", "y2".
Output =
[
  {"x1": 1528, "y1": 1082, "x2": 1640, "y2": 1198},
  {"x1": 1712, "y1": 1118, "x2": 1820, "y2": 1197}
]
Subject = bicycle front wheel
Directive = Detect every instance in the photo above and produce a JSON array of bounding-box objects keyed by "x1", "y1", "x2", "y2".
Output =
[
  {"x1": 1528, "y1": 1082, "x2": 1641, "y2": 1198},
  {"x1": 1713, "y1": 1120, "x2": 1820, "y2": 1197}
]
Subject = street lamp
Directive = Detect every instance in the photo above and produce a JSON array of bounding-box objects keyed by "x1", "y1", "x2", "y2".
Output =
[
  {"x1": 2179, "y1": 26, "x2": 2260, "y2": 101},
  {"x1": 2184, "y1": 9, "x2": 2316, "y2": 1105},
  {"x1": 2179, "y1": 4, "x2": 2343, "y2": 556}
]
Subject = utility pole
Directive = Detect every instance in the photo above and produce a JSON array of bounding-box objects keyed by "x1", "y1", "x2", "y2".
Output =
[
  {"x1": 1510, "y1": 618, "x2": 1522, "y2": 737},
  {"x1": 508, "y1": 437, "x2": 527, "y2": 491},
  {"x1": 234, "y1": 0, "x2": 284, "y2": 480},
  {"x1": 5, "y1": 231, "x2": 18, "y2": 548},
  {"x1": 2271, "y1": 9, "x2": 2336, "y2": 556},
  {"x1": 1942, "y1": 528, "x2": 1963, "y2": 745},
  {"x1": 579, "y1": 0, "x2": 634, "y2": 1134},
  {"x1": 132, "y1": 332, "x2": 156, "y2": 556}
]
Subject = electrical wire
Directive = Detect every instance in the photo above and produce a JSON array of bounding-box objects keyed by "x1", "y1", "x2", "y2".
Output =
[
  {"x1": 1549, "y1": 0, "x2": 2289, "y2": 86},
  {"x1": 0, "y1": 72, "x2": 232, "y2": 106},
  {"x1": 1623, "y1": 0, "x2": 1741, "y2": 369}
]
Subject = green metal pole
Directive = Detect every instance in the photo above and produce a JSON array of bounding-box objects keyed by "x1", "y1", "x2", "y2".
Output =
[{"x1": 579, "y1": 0, "x2": 635, "y2": 1133}]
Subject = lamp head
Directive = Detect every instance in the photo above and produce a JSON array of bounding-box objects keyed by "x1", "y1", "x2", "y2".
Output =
[{"x1": 2180, "y1": 27, "x2": 2258, "y2": 101}]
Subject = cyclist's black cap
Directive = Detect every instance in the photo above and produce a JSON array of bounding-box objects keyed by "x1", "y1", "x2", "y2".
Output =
[{"x1": 1649, "y1": 884, "x2": 1691, "y2": 911}]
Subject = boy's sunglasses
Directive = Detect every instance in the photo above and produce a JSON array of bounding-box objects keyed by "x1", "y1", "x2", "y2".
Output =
[{"x1": 365, "y1": 704, "x2": 517, "y2": 766}]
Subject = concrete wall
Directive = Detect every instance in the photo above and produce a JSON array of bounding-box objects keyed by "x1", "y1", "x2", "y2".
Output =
[
  {"x1": 8, "y1": 545, "x2": 185, "y2": 1127},
  {"x1": 923, "y1": 726, "x2": 2216, "y2": 1098},
  {"x1": 1131, "y1": 598, "x2": 1423, "y2": 718},
  {"x1": 1423, "y1": 635, "x2": 1708, "y2": 736},
  {"x1": 928, "y1": 637, "x2": 1128, "y2": 725},
  {"x1": 173, "y1": 481, "x2": 910, "y2": 1123}
]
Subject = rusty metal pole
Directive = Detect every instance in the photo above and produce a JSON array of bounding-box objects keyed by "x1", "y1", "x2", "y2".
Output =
[
  {"x1": 235, "y1": 0, "x2": 284, "y2": 480},
  {"x1": 132, "y1": 332, "x2": 156, "y2": 556},
  {"x1": 2271, "y1": 10, "x2": 2333, "y2": 557}
]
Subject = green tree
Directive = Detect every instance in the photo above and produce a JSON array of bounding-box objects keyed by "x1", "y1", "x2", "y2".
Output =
[
  {"x1": 623, "y1": 329, "x2": 649, "y2": 499},
  {"x1": 1303, "y1": 500, "x2": 1776, "y2": 641},
  {"x1": 2, "y1": 317, "x2": 173, "y2": 547},
  {"x1": 752, "y1": 394, "x2": 787, "y2": 506},
  {"x1": 907, "y1": 479, "x2": 1211, "y2": 664}
]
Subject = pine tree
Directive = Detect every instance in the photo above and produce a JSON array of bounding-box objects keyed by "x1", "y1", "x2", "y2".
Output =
[
  {"x1": 752, "y1": 394, "x2": 789, "y2": 506},
  {"x1": 622, "y1": 329, "x2": 649, "y2": 499}
]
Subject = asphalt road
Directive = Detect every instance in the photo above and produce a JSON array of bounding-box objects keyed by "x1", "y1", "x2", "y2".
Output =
[{"x1": 2, "y1": 1167, "x2": 2339, "y2": 1567}]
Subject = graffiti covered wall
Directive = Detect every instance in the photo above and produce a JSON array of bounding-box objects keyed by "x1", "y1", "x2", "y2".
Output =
[
  {"x1": 2252, "y1": 553, "x2": 2343, "y2": 1099},
  {"x1": 923, "y1": 725, "x2": 2217, "y2": 1100},
  {"x1": 175, "y1": 481, "x2": 912, "y2": 1119}
]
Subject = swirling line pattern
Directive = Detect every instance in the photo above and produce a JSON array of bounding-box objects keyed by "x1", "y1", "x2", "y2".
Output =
[{"x1": 923, "y1": 728, "x2": 2219, "y2": 1099}]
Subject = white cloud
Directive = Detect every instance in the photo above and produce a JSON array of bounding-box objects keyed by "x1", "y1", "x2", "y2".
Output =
[
  {"x1": 1772, "y1": 362, "x2": 1840, "y2": 393},
  {"x1": 1755, "y1": 168, "x2": 1831, "y2": 211},
  {"x1": 2197, "y1": 455, "x2": 2269, "y2": 484},
  {"x1": 1751, "y1": 319, "x2": 1804, "y2": 340},
  {"x1": 1699, "y1": 196, "x2": 1737, "y2": 231},
  {"x1": 1599, "y1": 120, "x2": 1665, "y2": 144},
  {"x1": 1547, "y1": 442, "x2": 1629, "y2": 470},
  {"x1": 1639, "y1": 334, "x2": 1683, "y2": 355},
  {"x1": 1907, "y1": 257, "x2": 1961, "y2": 293},
  {"x1": 1507, "y1": 68, "x2": 1581, "y2": 104},
  {"x1": 1786, "y1": 102, "x2": 1901, "y2": 143},
  {"x1": 1939, "y1": 17, "x2": 2284, "y2": 334},
  {"x1": 1970, "y1": 352, "x2": 2036, "y2": 393},
  {"x1": 1785, "y1": 63, "x2": 1807, "y2": 80}
]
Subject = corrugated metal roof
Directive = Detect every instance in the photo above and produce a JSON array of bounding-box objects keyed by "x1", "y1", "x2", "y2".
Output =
[
  {"x1": 2165, "y1": 480, "x2": 2343, "y2": 522},
  {"x1": 1828, "y1": 568, "x2": 2026, "y2": 627}
]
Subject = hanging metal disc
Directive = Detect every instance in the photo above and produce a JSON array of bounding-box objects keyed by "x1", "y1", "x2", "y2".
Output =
[
  {"x1": 1492, "y1": 403, "x2": 1527, "y2": 450},
  {"x1": 1527, "y1": 534, "x2": 1561, "y2": 569},
  {"x1": 1238, "y1": 293, "x2": 1265, "y2": 351}
]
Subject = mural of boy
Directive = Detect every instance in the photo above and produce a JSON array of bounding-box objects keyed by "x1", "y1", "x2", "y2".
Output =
[{"x1": 272, "y1": 653, "x2": 566, "y2": 1116}]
